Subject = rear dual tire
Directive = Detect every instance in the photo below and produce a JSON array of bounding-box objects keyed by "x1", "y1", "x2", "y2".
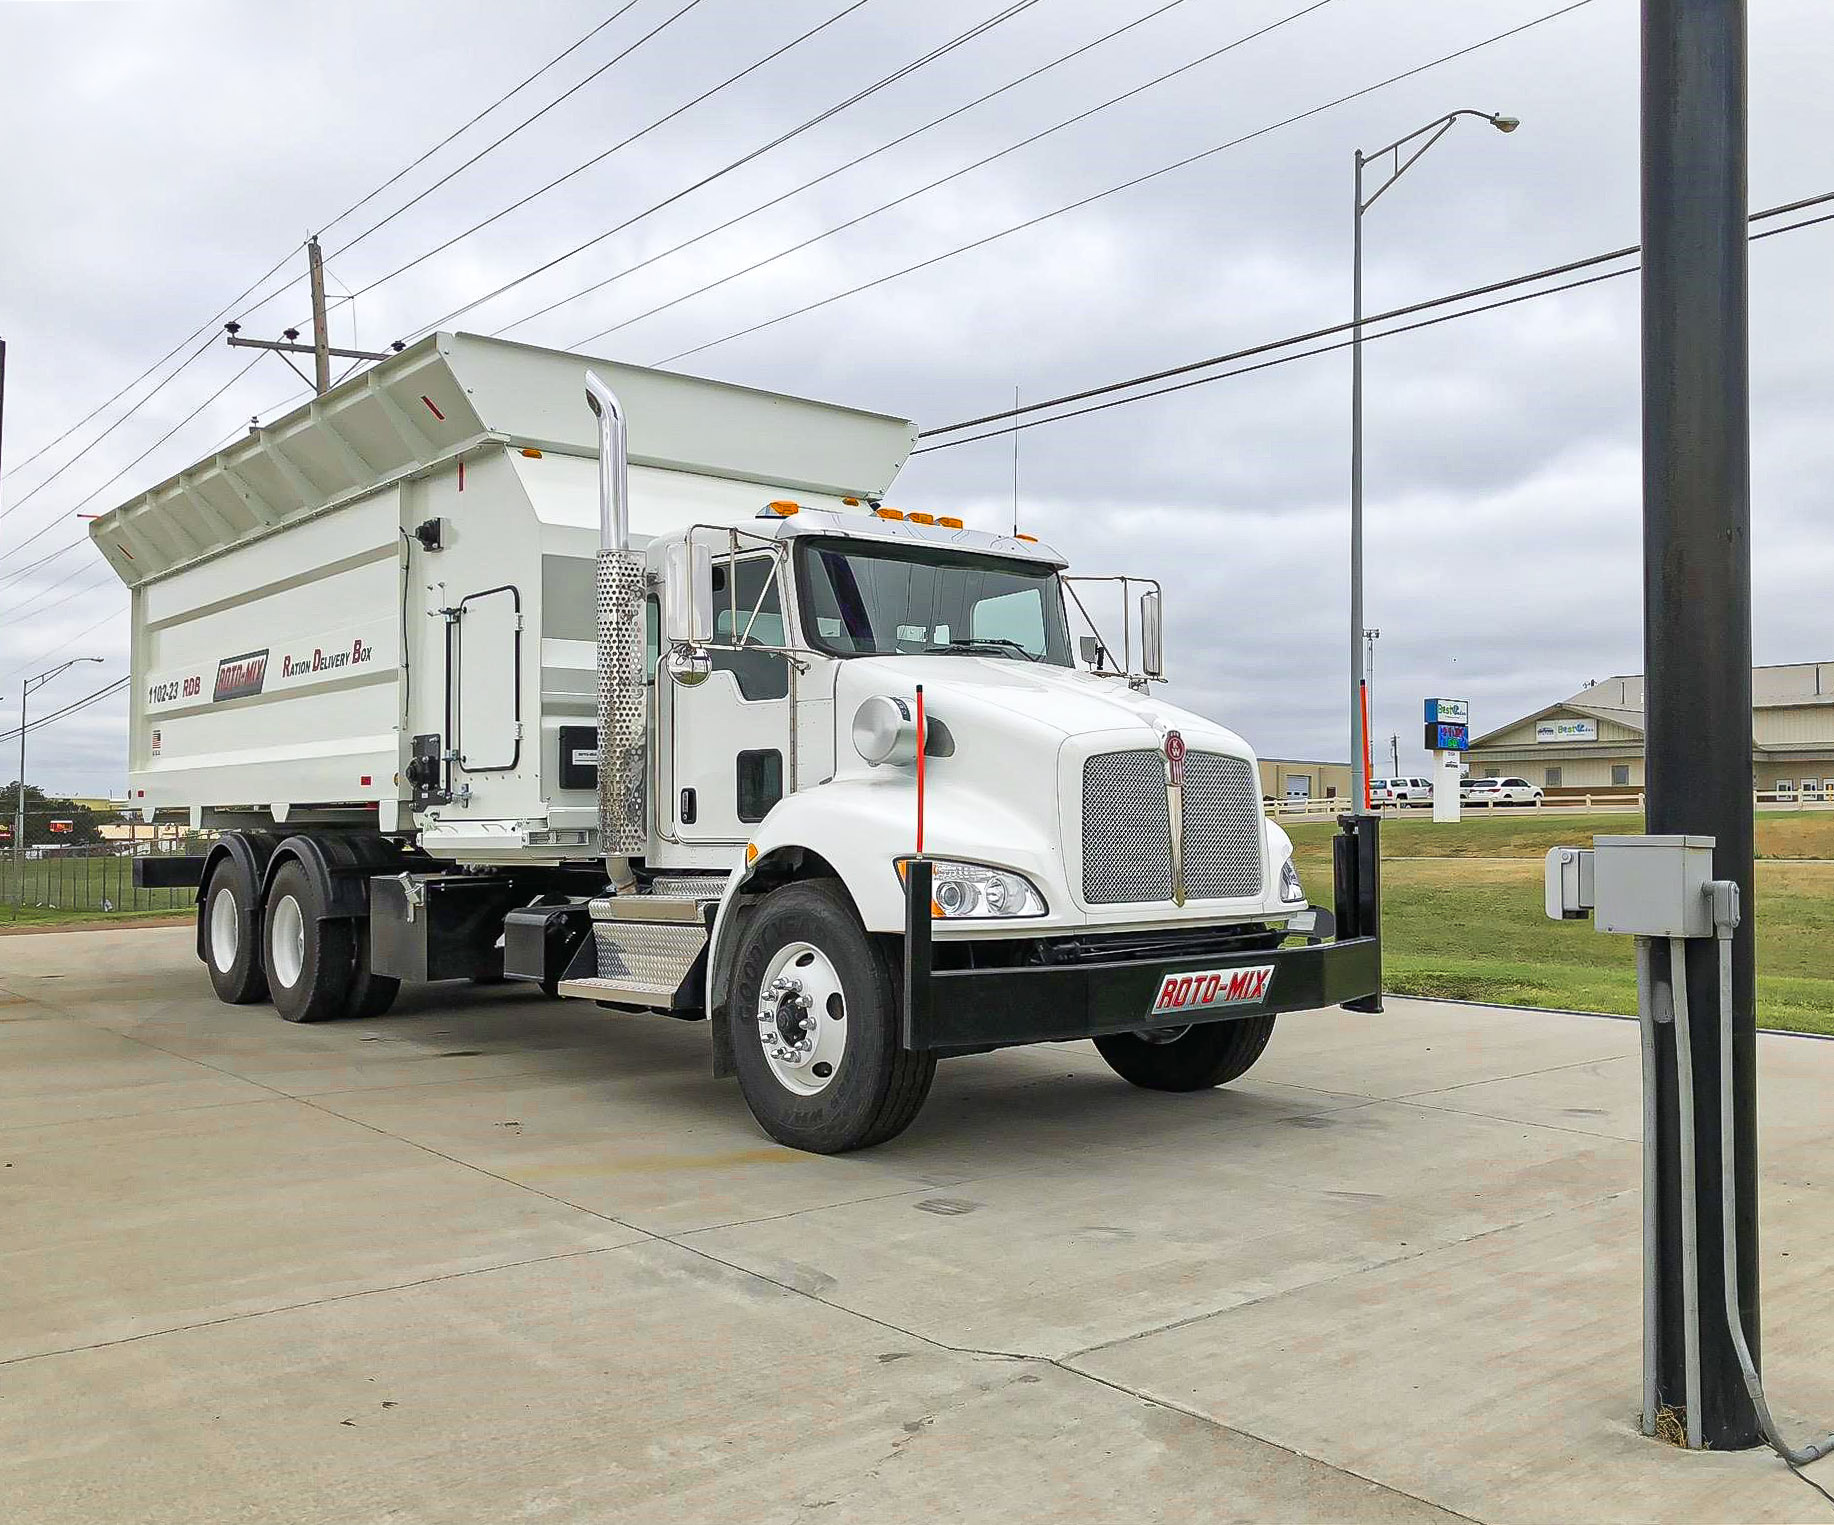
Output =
[{"x1": 201, "y1": 854, "x2": 397, "y2": 1022}]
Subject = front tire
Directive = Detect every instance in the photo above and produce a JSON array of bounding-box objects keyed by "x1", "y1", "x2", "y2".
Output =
[
  {"x1": 729, "y1": 881, "x2": 936, "y2": 1154},
  {"x1": 201, "y1": 856, "x2": 268, "y2": 1005},
  {"x1": 1094, "y1": 1015, "x2": 1277, "y2": 1092},
  {"x1": 264, "y1": 861, "x2": 356, "y2": 1024}
]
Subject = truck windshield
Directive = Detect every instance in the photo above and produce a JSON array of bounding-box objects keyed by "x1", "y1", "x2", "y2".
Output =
[{"x1": 796, "y1": 538, "x2": 1071, "y2": 664}]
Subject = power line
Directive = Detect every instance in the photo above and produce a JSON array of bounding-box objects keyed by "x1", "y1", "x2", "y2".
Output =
[
  {"x1": 4, "y1": 6, "x2": 655, "y2": 510},
  {"x1": 0, "y1": 536, "x2": 90, "y2": 596},
  {"x1": 323, "y1": 0, "x2": 705, "y2": 275},
  {"x1": 0, "y1": 334, "x2": 219, "y2": 523},
  {"x1": 0, "y1": 353, "x2": 265, "y2": 570},
  {"x1": 0, "y1": 677, "x2": 129, "y2": 747},
  {"x1": 382, "y1": 0, "x2": 921, "y2": 336},
  {"x1": 498, "y1": 0, "x2": 1076, "y2": 341},
  {"x1": 657, "y1": 0, "x2": 1595, "y2": 365},
  {"x1": 0, "y1": 604, "x2": 127, "y2": 691},
  {"x1": 518, "y1": 0, "x2": 1200, "y2": 345},
  {"x1": 311, "y1": 0, "x2": 647, "y2": 248},
  {"x1": 578, "y1": 0, "x2": 1334, "y2": 350},
  {"x1": 910, "y1": 203, "x2": 1834, "y2": 454},
  {"x1": 916, "y1": 188, "x2": 1834, "y2": 443}
]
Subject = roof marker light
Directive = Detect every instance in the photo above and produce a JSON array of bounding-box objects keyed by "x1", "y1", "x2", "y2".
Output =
[
  {"x1": 520, "y1": 447, "x2": 543, "y2": 458},
  {"x1": 936, "y1": 516, "x2": 964, "y2": 530},
  {"x1": 874, "y1": 507, "x2": 905, "y2": 521},
  {"x1": 908, "y1": 512, "x2": 936, "y2": 526},
  {"x1": 761, "y1": 500, "x2": 800, "y2": 517},
  {"x1": 842, "y1": 496, "x2": 861, "y2": 506},
  {"x1": 1014, "y1": 533, "x2": 1038, "y2": 543}
]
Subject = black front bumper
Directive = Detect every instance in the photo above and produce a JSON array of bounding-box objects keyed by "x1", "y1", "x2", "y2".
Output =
[{"x1": 901, "y1": 814, "x2": 1382, "y2": 1052}]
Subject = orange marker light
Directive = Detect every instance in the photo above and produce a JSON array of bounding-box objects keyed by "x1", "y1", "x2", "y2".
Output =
[
  {"x1": 842, "y1": 496, "x2": 861, "y2": 506},
  {"x1": 520, "y1": 447, "x2": 543, "y2": 458},
  {"x1": 745, "y1": 843, "x2": 759, "y2": 864},
  {"x1": 874, "y1": 507, "x2": 905, "y2": 521},
  {"x1": 936, "y1": 516, "x2": 964, "y2": 529},
  {"x1": 908, "y1": 512, "x2": 936, "y2": 526},
  {"x1": 765, "y1": 500, "x2": 800, "y2": 515},
  {"x1": 1015, "y1": 533, "x2": 1038, "y2": 543}
]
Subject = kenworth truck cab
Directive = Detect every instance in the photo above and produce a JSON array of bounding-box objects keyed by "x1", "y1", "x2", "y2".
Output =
[{"x1": 103, "y1": 334, "x2": 1379, "y2": 1153}]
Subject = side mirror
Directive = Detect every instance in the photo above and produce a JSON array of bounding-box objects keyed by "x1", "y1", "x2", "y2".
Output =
[
  {"x1": 664, "y1": 540, "x2": 714, "y2": 647},
  {"x1": 1140, "y1": 589, "x2": 1165, "y2": 679},
  {"x1": 667, "y1": 647, "x2": 713, "y2": 688},
  {"x1": 1078, "y1": 635, "x2": 1103, "y2": 669}
]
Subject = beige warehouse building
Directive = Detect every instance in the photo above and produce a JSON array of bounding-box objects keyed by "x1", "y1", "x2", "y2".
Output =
[{"x1": 1466, "y1": 661, "x2": 1834, "y2": 796}]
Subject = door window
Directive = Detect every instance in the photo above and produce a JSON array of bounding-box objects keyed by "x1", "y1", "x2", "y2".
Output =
[
  {"x1": 710, "y1": 557, "x2": 788, "y2": 701},
  {"x1": 1612, "y1": 764, "x2": 1630, "y2": 786}
]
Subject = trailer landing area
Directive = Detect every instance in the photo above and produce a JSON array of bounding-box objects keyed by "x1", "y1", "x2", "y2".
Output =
[{"x1": 2, "y1": 926, "x2": 1830, "y2": 1523}]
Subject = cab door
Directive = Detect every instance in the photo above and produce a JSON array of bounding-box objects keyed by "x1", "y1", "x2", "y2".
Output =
[{"x1": 666, "y1": 554, "x2": 792, "y2": 843}]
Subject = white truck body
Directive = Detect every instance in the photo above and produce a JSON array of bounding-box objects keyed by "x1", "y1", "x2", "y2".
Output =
[{"x1": 96, "y1": 333, "x2": 1381, "y2": 1154}]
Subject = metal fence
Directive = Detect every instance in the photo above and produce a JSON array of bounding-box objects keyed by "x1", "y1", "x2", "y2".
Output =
[
  {"x1": 2, "y1": 839, "x2": 202, "y2": 920},
  {"x1": 1266, "y1": 790, "x2": 1834, "y2": 821}
]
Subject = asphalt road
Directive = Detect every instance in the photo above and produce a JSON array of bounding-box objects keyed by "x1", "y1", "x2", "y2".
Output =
[{"x1": 3, "y1": 925, "x2": 1831, "y2": 1523}]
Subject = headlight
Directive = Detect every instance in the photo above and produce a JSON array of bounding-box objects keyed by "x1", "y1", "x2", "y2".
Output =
[
  {"x1": 896, "y1": 858, "x2": 1047, "y2": 918},
  {"x1": 1279, "y1": 858, "x2": 1306, "y2": 904}
]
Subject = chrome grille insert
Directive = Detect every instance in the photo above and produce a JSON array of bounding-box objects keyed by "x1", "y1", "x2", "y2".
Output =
[
  {"x1": 1082, "y1": 751, "x2": 1172, "y2": 903},
  {"x1": 1181, "y1": 752, "x2": 1262, "y2": 898},
  {"x1": 1081, "y1": 748, "x2": 1262, "y2": 904}
]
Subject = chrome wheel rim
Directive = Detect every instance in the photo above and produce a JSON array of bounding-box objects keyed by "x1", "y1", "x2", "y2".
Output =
[
  {"x1": 756, "y1": 940, "x2": 846, "y2": 1097},
  {"x1": 269, "y1": 894, "x2": 305, "y2": 990},
  {"x1": 208, "y1": 886, "x2": 240, "y2": 973}
]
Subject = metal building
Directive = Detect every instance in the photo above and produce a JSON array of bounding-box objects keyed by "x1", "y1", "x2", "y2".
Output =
[{"x1": 1465, "y1": 662, "x2": 1834, "y2": 797}]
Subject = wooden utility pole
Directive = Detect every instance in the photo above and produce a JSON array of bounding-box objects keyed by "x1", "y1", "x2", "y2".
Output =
[
  {"x1": 224, "y1": 238, "x2": 397, "y2": 389},
  {"x1": 306, "y1": 236, "x2": 333, "y2": 395}
]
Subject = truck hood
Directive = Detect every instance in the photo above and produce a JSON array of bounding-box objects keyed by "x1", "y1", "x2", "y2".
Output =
[{"x1": 833, "y1": 654, "x2": 1253, "y2": 759}]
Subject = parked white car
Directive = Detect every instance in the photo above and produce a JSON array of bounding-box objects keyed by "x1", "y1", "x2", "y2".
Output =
[
  {"x1": 1371, "y1": 776, "x2": 1434, "y2": 806},
  {"x1": 1460, "y1": 776, "x2": 1544, "y2": 807}
]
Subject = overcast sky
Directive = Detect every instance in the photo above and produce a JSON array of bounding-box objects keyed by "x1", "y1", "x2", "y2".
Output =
[{"x1": 3, "y1": 0, "x2": 1831, "y2": 798}]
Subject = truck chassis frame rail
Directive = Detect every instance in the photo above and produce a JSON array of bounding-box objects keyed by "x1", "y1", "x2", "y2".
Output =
[{"x1": 901, "y1": 815, "x2": 1381, "y2": 1051}]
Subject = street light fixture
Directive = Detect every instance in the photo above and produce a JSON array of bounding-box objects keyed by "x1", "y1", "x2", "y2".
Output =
[
  {"x1": 13, "y1": 657, "x2": 104, "y2": 875},
  {"x1": 1349, "y1": 109, "x2": 1517, "y2": 813}
]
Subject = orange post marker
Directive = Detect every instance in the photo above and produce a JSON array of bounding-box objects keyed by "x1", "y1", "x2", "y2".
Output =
[{"x1": 915, "y1": 684, "x2": 926, "y2": 856}]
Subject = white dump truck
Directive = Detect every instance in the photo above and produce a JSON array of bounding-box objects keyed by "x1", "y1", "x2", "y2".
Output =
[{"x1": 98, "y1": 333, "x2": 1380, "y2": 1152}]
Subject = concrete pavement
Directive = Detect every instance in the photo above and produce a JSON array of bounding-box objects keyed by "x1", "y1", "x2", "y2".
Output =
[{"x1": 2, "y1": 924, "x2": 1830, "y2": 1523}]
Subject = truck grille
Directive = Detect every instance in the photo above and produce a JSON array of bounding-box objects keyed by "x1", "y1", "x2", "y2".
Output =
[{"x1": 1081, "y1": 749, "x2": 1262, "y2": 904}]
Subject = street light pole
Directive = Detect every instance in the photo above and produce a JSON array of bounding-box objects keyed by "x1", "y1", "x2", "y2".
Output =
[
  {"x1": 1350, "y1": 109, "x2": 1517, "y2": 814},
  {"x1": 14, "y1": 658, "x2": 104, "y2": 881}
]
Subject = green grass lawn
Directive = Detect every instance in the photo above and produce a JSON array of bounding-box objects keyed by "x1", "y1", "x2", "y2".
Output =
[{"x1": 1286, "y1": 815, "x2": 1834, "y2": 1035}]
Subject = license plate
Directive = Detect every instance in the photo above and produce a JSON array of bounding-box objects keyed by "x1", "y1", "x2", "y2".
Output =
[{"x1": 1150, "y1": 964, "x2": 1275, "y2": 1015}]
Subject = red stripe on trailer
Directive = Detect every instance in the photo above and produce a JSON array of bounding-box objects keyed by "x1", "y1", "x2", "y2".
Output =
[
  {"x1": 421, "y1": 394, "x2": 445, "y2": 420},
  {"x1": 915, "y1": 684, "x2": 926, "y2": 856},
  {"x1": 457, "y1": 459, "x2": 465, "y2": 492}
]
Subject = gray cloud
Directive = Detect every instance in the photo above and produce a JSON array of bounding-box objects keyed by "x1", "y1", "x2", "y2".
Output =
[{"x1": 4, "y1": 0, "x2": 1832, "y2": 798}]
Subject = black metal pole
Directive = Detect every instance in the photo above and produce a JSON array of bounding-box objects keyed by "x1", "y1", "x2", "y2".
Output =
[{"x1": 1641, "y1": 0, "x2": 1760, "y2": 1449}]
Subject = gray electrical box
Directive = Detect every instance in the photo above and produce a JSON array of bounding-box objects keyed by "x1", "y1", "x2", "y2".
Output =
[
  {"x1": 1544, "y1": 846, "x2": 1595, "y2": 920},
  {"x1": 1592, "y1": 834, "x2": 1716, "y2": 939}
]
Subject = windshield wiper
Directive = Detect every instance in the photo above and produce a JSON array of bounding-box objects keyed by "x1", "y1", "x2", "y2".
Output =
[{"x1": 924, "y1": 637, "x2": 1042, "y2": 661}]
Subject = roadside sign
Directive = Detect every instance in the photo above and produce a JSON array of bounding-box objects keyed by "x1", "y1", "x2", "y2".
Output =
[
  {"x1": 49, "y1": 819, "x2": 74, "y2": 834},
  {"x1": 1425, "y1": 722, "x2": 1469, "y2": 751},
  {"x1": 1425, "y1": 698, "x2": 1469, "y2": 725}
]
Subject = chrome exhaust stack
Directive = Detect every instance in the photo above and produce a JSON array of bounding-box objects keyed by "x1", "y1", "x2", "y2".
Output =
[{"x1": 585, "y1": 371, "x2": 644, "y2": 889}]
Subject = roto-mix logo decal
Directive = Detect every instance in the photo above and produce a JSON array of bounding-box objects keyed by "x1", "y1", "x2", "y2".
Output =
[
  {"x1": 213, "y1": 649, "x2": 270, "y2": 702},
  {"x1": 1150, "y1": 964, "x2": 1275, "y2": 1015}
]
